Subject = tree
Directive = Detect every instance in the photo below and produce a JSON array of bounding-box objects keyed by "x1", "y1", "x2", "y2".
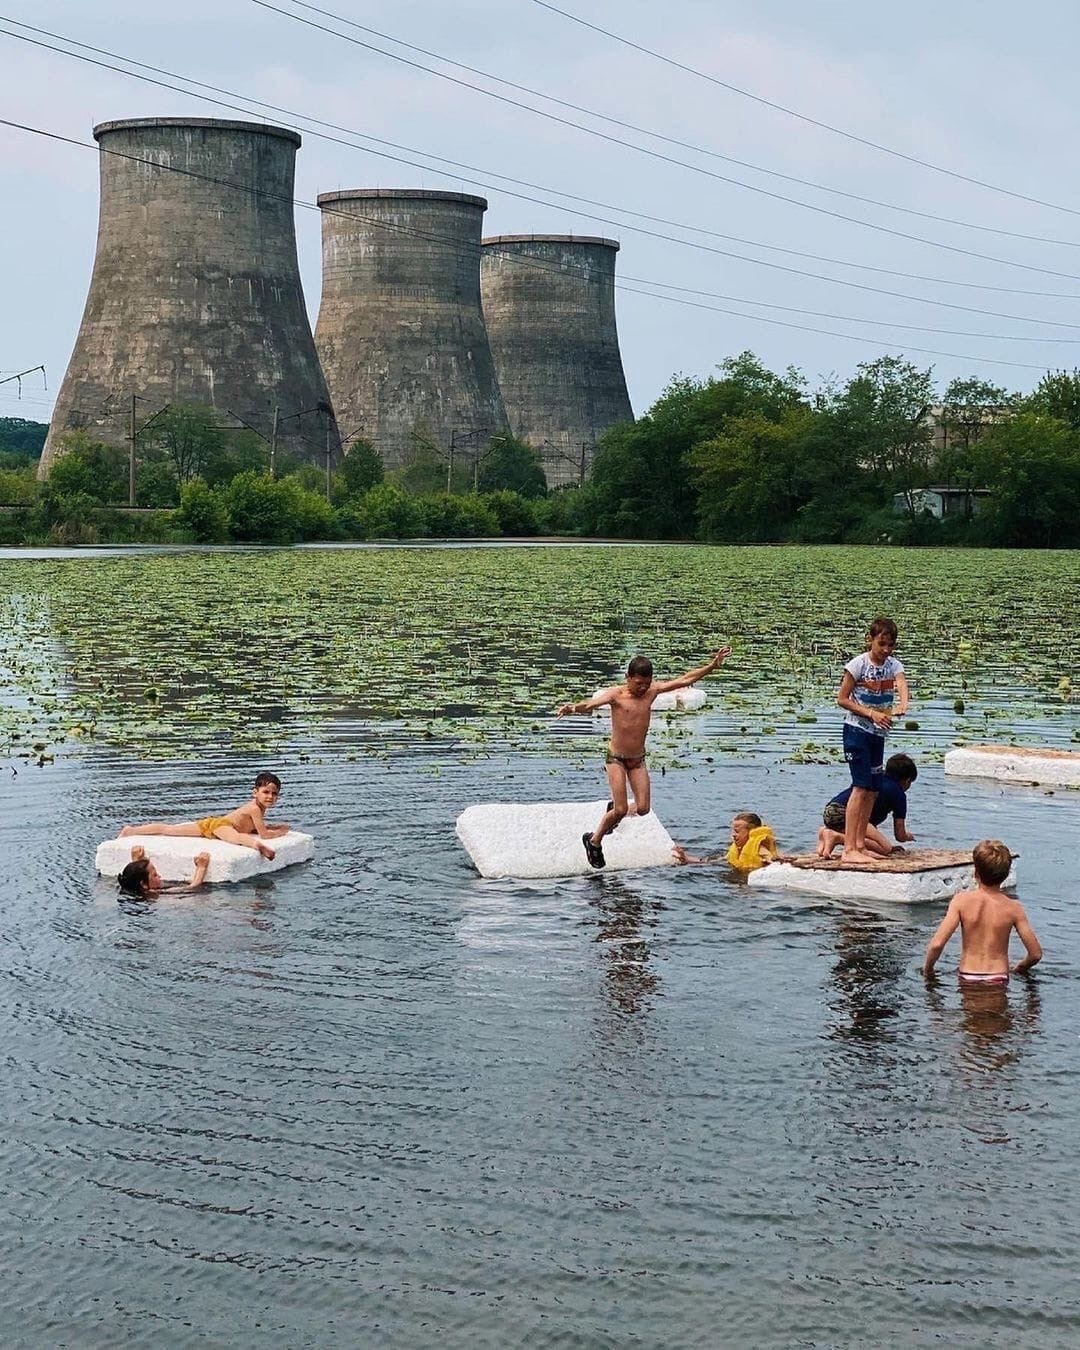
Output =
[
  {"x1": 476, "y1": 434, "x2": 546, "y2": 498},
  {"x1": 828, "y1": 357, "x2": 935, "y2": 518},
  {"x1": 143, "y1": 404, "x2": 226, "y2": 483},
  {"x1": 0, "y1": 417, "x2": 48, "y2": 462},
  {"x1": 177, "y1": 479, "x2": 229, "y2": 542},
  {"x1": 971, "y1": 412, "x2": 1080, "y2": 547},
  {"x1": 1023, "y1": 369, "x2": 1080, "y2": 432},
  {"x1": 938, "y1": 377, "x2": 1012, "y2": 516},
  {"x1": 45, "y1": 432, "x2": 127, "y2": 503},
  {"x1": 690, "y1": 407, "x2": 815, "y2": 541},
  {"x1": 336, "y1": 437, "x2": 384, "y2": 499}
]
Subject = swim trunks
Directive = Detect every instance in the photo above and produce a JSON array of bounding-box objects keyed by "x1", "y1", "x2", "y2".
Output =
[
  {"x1": 958, "y1": 970, "x2": 1009, "y2": 987},
  {"x1": 606, "y1": 751, "x2": 646, "y2": 771},
  {"x1": 842, "y1": 723, "x2": 884, "y2": 791},
  {"x1": 197, "y1": 816, "x2": 232, "y2": 839}
]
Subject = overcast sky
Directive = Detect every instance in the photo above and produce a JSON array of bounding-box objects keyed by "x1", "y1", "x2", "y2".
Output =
[{"x1": 3, "y1": 0, "x2": 1080, "y2": 425}]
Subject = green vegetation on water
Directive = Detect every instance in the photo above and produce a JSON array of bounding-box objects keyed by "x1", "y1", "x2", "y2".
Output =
[{"x1": 1, "y1": 545, "x2": 1076, "y2": 766}]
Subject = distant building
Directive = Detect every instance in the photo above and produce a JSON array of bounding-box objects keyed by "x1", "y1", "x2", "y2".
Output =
[
  {"x1": 921, "y1": 403, "x2": 1009, "y2": 451},
  {"x1": 892, "y1": 486, "x2": 992, "y2": 519}
]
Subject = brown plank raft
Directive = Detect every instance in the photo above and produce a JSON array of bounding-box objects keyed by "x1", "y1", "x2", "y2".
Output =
[{"x1": 747, "y1": 848, "x2": 1017, "y2": 904}]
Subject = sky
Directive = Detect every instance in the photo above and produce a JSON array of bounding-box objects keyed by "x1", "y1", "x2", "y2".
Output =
[{"x1": 3, "y1": 0, "x2": 1080, "y2": 426}]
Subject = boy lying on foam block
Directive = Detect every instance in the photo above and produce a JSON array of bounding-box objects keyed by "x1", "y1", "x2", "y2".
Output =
[{"x1": 98, "y1": 832, "x2": 316, "y2": 887}]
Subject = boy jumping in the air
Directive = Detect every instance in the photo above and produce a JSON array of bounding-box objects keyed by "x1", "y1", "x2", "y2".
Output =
[
  {"x1": 557, "y1": 647, "x2": 731, "y2": 869},
  {"x1": 836, "y1": 618, "x2": 909, "y2": 864}
]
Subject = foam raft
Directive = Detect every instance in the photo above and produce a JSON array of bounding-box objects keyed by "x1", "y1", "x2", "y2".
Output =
[
  {"x1": 944, "y1": 743, "x2": 1080, "y2": 789},
  {"x1": 96, "y1": 830, "x2": 316, "y2": 885},
  {"x1": 747, "y1": 848, "x2": 1016, "y2": 904},
  {"x1": 457, "y1": 799, "x2": 676, "y2": 879},
  {"x1": 591, "y1": 686, "x2": 707, "y2": 712}
]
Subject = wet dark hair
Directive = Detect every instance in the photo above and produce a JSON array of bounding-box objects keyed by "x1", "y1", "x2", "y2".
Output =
[
  {"x1": 117, "y1": 858, "x2": 151, "y2": 895},
  {"x1": 627, "y1": 655, "x2": 653, "y2": 680},
  {"x1": 868, "y1": 617, "x2": 898, "y2": 641},
  {"x1": 973, "y1": 839, "x2": 1012, "y2": 886},
  {"x1": 885, "y1": 753, "x2": 917, "y2": 783},
  {"x1": 733, "y1": 812, "x2": 763, "y2": 828},
  {"x1": 254, "y1": 772, "x2": 282, "y2": 790}
]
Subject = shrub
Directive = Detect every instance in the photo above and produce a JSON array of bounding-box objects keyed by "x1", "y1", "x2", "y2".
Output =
[
  {"x1": 480, "y1": 489, "x2": 540, "y2": 536},
  {"x1": 178, "y1": 480, "x2": 230, "y2": 542},
  {"x1": 222, "y1": 471, "x2": 300, "y2": 543},
  {"x1": 417, "y1": 492, "x2": 499, "y2": 538},
  {"x1": 351, "y1": 482, "x2": 426, "y2": 539}
]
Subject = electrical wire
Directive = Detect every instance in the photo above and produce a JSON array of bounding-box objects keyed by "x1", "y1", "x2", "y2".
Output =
[
  {"x1": 0, "y1": 114, "x2": 1062, "y2": 373},
  {"x1": 5, "y1": 16, "x2": 1080, "y2": 312},
  {"x1": 531, "y1": 0, "x2": 1080, "y2": 221},
  {"x1": 253, "y1": 0, "x2": 1080, "y2": 283}
]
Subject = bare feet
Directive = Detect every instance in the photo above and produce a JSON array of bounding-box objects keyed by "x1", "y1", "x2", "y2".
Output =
[
  {"x1": 840, "y1": 849, "x2": 878, "y2": 865},
  {"x1": 129, "y1": 845, "x2": 146, "y2": 861},
  {"x1": 257, "y1": 842, "x2": 276, "y2": 861},
  {"x1": 118, "y1": 825, "x2": 135, "y2": 838}
]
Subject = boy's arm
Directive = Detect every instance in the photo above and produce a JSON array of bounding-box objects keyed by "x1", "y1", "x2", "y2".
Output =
[
  {"x1": 557, "y1": 686, "x2": 618, "y2": 716},
  {"x1": 837, "y1": 671, "x2": 891, "y2": 729},
  {"x1": 894, "y1": 671, "x2": 910, "y2": 716},
  {"x1": 922, "y1": 900, "x2": 961, "y2": 976},
  {"x1": 893, "y1": 816, "x2": 916, "y2": 843},
  {"x1": 1012, "y1": 907, "x2": 1043, "y2": 973},
  {"x1": 653, "y1": 645, "x2": 732, "y2": 694},
  {"x1": 672, "y1": 845, "x2": 724, "y2": 865},
  {"x1": 246, "y1": 803, "x2": 280, "y2": 839}
]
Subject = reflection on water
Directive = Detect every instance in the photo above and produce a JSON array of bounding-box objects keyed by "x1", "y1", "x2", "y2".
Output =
[{"x1": 587, "y1": 876, "x2": 662, "y2": 1023}]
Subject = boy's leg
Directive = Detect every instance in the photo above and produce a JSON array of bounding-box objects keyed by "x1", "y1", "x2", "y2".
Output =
[
  {"x1": 841, "y1": 726, "x2": 882, "y2": 863},
  {"x1": 593, "y1": 762, "x2": 630, "y2": 843},
  {"x1": 626, "y1": 763, "x2": 651, "y2": 817},
  {"x1": 817, "y1": 826, "x2": 843, "y2": 858},
  {"x1": 212, "y1": 825, "x2": 275, "y2": 860},
  {"x1": 864, "y1": 824, "x2": 893, "y2": 856},
  {"x1": 842, "y1": 789, "x2": 878, "y2": 863},
  {"x1": 119, "y1": 822, "x2": 202, "y2": 838}
]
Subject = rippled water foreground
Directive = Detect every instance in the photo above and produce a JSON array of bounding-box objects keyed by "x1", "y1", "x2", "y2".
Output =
[{"x1": 1, "y1": 544, "x2": 1079, "y2": 1346}]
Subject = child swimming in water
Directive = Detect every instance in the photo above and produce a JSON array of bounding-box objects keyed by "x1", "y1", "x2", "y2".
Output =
[
  {"x1": 118, "y1": 845, "x2": 211, "y2": 898},
  {"x1": 672, "y1": 812, "x2": 780, "y2": 872},
  {"x1": 921, "y1": 839, "x2": 1041, "y2": 985},
  {"x1": 117, "y1": 772, "x2": 287, "y2": 861},
  {"x1": 557, "y1": 647, "x2": 731, "y2": 869}
]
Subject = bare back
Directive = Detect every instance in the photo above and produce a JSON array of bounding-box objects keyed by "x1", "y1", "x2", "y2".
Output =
[
  {"x1": 955, "y1": 887, "x2": 1027, "y2": 974},
  {"x1": 224, "y1": 799, "x2": 261, "y2": 834}
]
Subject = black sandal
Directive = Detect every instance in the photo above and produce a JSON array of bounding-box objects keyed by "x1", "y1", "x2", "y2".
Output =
[{"x1": 582, "y1": 832, "x2": 606, "y2": 869}]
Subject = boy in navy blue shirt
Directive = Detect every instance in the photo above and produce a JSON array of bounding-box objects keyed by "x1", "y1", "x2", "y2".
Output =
[
  {"x1": 836, "y1": 617, "x2": 910, "y2": 863},
  {"x1": 816, "y1": 753, "x2": 917, "y2": 859}
]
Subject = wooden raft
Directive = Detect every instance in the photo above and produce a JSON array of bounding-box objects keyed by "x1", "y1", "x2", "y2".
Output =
[{"x1": 784, "y1": 848, "x2": 989, "y2": 874}]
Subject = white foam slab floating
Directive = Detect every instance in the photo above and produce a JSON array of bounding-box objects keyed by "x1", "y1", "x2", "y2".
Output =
[
  {"x1": 944, "y1": 744, "x2": 1080, "y2": 789},
  {"x1": 591, "y1": 686, "x2": 706, "y2": 712},
  {"x1": 96, "y1": 830, "x2": 316, "y2": 884},
  {"x1": 748, "y1": 848, "x2": 1017, "y2": 904},
  {"x1": 456, "y1": 799, "x2": 676, "y2": 879}
]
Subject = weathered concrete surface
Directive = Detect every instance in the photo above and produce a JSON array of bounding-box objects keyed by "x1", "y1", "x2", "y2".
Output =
[
  {"x1": 480, "y1": 235, "x2": 633, "y2": 488},
  {"x1": 41, "y1": 118, "x2": 336, "y2": 476},
  {"x1": 315, "y1": 190, "x2": 507, "y2": 470}
]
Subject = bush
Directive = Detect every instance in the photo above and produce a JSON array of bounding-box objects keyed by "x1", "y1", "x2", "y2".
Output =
[
  {"x1": 335, "y1": 438, "x2": 384, "y2": 499},
  {"x1": 532, "y1": 484, "x2": 597, "y2": 535},
  {"x1": 480, "y1": 489, "x2": 540, "y2": 536},
  {"x1": 222, "y1": 471, "x2": 301, "y2": 543},
  {"x1": 178, "y1": 480, "x2": 230, "y2": 542},
  {"x1": 47, "y1": 433, "x2": 127, "y2": 503},
  {"x1": 417, "y1": 492, "x2": 499, "y2": 538},
  {"x1": 0, "y1": 466, "x2": 39, "y2": 505},
  {"x1": 350, "y1": 483, "x2": 426, "y2": 538},
  {"x1": 281, "y1": 479, "x2": 340, "y2": 541}
]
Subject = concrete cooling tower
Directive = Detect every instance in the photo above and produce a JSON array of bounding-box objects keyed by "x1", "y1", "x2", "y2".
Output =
[
  {"x1": 41, "y1": 117, "x2": 336, "y2": 477},
  {"x1": 480, "y1": 235, "x2": 633, "y2": 487},
  {"x1": 315, "y1": 190, "x2": 507, "y2": 469}
]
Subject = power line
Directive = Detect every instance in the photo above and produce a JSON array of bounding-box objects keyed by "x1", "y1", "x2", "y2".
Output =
[
  {"x1": 0, "y1": 116, "x2": 1060, "y2": 372},
  {"x1": 5, "y1": 17, "x2": 1080, "y2": 314},
  {"x1": 275, "y1": 0, "x2": 1080, "y2": 251},
  {"x1": 253, "y1": 0, "x2": 1080, "y2": 283},
  {"x1": 531, "y1": 0, "x2": 1080, "y2": 221}
]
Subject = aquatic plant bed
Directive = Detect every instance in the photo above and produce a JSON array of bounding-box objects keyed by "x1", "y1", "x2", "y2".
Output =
[
  {"x1": 944, "y1": 744, "x2": 1080, "y2": 788},
  {"x1": 748, "y1": 848, "x2": 1016, "y2": 903}
]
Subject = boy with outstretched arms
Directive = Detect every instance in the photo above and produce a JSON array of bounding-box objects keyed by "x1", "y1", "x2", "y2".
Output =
[
  {"x1": 836, "y1": 618, "x2": 909, "y2": 863},
  {"x1": 922, "y1": 839, "x2": 1041, "y2": 985},
  {"x1": 817, "y1": 753, "x2": 918, "y2": 859},
  {"x1": 557, "y1": 646, "x2": 731, "y2": 869}
]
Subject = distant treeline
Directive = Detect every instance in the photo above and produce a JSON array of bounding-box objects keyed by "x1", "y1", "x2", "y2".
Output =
[{"x1": 5, "y1": 353, "x2": 1080, "y2": 547}]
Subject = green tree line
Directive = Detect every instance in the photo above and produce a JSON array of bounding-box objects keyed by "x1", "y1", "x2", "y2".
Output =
[{"x1": 4, "y1": 355, "x2": 1080, "y2": 547}]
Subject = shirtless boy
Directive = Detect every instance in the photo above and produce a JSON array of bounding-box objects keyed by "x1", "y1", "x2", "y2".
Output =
[
  {"x1": 118, "y1": 772, "x2": 288, "y2": 861},
  {"x1": 557, "y1": 647, "x2": 731, "y2": 869},
  {"x1": 922, "y1": 839, "x2": 1041, "y2": 985}
]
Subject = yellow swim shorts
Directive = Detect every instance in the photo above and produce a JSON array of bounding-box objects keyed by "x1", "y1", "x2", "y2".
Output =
[{"x1": 197, "y1": 816, "x2": 232, "y2": 839}]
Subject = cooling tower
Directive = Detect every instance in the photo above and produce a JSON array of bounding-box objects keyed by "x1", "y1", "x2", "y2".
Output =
[
  {"x1": 40, "y1": 117, "x2": 336, "y2": 477},
  {"x1": 315, "y1": 190, "x2": 507, "y2": 469},
  {"x1": 480, "y1": 235, "x2": 633, "y2": 487}
]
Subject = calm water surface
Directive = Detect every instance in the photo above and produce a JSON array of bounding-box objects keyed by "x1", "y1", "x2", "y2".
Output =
[{"x1": 1, "y1": 545, "x2": 1078, "y2": 1347}]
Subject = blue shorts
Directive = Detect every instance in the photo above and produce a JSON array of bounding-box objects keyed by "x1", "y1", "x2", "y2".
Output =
[{"x1": 843, "y1": 723, "x2": 884, "y2": 790}]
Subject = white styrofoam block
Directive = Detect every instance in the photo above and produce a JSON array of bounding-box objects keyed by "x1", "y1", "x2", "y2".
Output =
[
  {"x1": 456, "y1": 799, "x2": 676, "y2": 879},
  {"x1": 944, "y1": 744, "x2": 1080, "y2": 788},
  {"x1": 96, "y1": 830, "x2": 315, "y2": 885},
  {"x1": 591, "y1": 686, "x2": 707, "y2": 713},
  {"x1": 748, "y1": 859, "x2": 1017, "y2": 904}
]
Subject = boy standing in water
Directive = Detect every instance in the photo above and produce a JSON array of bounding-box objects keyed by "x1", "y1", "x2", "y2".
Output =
[
  {"x1": 557, "y1": 646, "x2": 731, "y2": 869},
  {"x1": 836, "y1": 618, "x2": 909, "y2": 863},
  {"x1": 922, "y1": 839, "x2": 1041, "y2": 985}
]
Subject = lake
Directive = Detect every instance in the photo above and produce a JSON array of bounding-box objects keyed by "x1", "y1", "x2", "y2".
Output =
[{"x1": 1, "y1": 543, "x2": 1078, "y2": 1347}]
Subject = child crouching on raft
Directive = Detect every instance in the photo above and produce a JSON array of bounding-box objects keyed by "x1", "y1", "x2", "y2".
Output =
[{"x1": 672, "y1": 812, "x2": 780, "y2": 872}]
